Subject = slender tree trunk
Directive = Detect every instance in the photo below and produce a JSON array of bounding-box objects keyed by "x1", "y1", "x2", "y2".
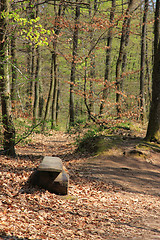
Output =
[
  {"x1": 0, "y1": 0, "x2": 16, "y2": 156},
  {"x1": 56, "y1": 81, "x2": 60, "y2": 126},
  {"x1": 33, "y1": 4, "x2": 40, "y2": 125},
  {"x1": 10, "y1": 2, "x2": 17, "y2": 107},
  {"x1": 26, "y1": 43, "x2": 32, "y2": 109},
  {"x1": 69, "y1": 1, "x2": 80, "y2": 126},
  {"x1": 116, "y1": 0, "x2": 135, "y2": 116},
  {"x1": 100, "y1": 0, "x2": 116, "y2": 115},
  {"x1": 51, "y1": 4, "x2": 62, "y2": 128},
  {"x1": 42, "y1": 3, "x2": 63, "y2": 130},
  {"x1": 26, "y1": 0, "x2": 35, "y2": 111},
  {"x1": 39, "y1": 77, "x2": 44, "y2": 118},
  {"x1": 140, "y1": 0, "x2": 148, "y2": 122},
  {"x1": 11, "y1": 34, "x2": 17, "y2": 105},
  {"x1": 145, "y1": 38, "x2": 152, "y2": 106},
  {"x1": 33, "y1": 45, "x2": 40, "y2": 125},
  {"x1": 42, "y1": 51, "x2": 54, "y2": 131},
  {"x1": 145, "y1": 0, "x2": 160, "y2": 142},
  {"x1": 87, "y1": 0, "x2": 97, "y2": 119},
  {"x1": 51, "y1": 3, "x2": 64, "y2": 129},
  {"x1": 51, "y1": 40, "x2": 59, "y2": 129}
]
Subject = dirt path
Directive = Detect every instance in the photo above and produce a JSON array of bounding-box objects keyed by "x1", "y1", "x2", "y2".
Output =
[
  {"x1": 1, "y1": 131, "x2": 159, "y2": 239},
  {"x1": 18, "y1": 131, "x2": 160, "y2": 239},
  {"x1": 72, "y1": 137, "x2": 160, "y2": 239}
]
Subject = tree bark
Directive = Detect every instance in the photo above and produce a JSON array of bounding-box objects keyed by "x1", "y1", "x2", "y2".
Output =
[
  {"x1": 42, "y1": 3, "x2": 63, "y2": 130},
  {"x1": 42, "y1": 50, "x2": 54, "y2": 131},
  {"x1": 11, "y1": 33, "x2": 17, "y2": 105},
  {"x1": 87, "y1": 0, "x2": 98, "y2": 119},
  {"x1": 69, "y1": 1, "x2": 80, "y2": 126},
  {"x1": 145, "y1": 0, "x2": 160, "y2": 142},
  {"x1": 115, "y1": 0, "x2": 135, "y2": 116},
  {"x1": 140, "y1": 0, "x2": 148, "y2": 122},
  {"x1": 100, "y1": 0, "x2": 116, "y2": 115},
  {"x1": 33, "y1": 45, "x2": 40, "y2": 125},
  {"x1": 0, "y1": 0, "x2": 16, "y2": 156},
  {"x1": 33, "y1": 4, "x2": 40, "y2": 125},
  {"x1": 51, "y1": 40, "x2": 59, "y2": 129},
  {"x1": 26, "y1": 0, "x2": 35, "y2": 111}
]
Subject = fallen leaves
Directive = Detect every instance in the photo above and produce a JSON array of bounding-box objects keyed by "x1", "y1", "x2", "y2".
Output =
[{"x1": 0, "y1": 131, "x2": 160, "y2": 239}]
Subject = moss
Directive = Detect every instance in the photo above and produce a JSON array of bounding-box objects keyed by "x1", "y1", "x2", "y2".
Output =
[{"x1": 76, "y1": 134, "x2": 122, "y2": 155}]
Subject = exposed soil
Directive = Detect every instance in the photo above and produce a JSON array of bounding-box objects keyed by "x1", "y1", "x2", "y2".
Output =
[{"x1": 0, "y1": 129, "x2": 160, "y2": 239}]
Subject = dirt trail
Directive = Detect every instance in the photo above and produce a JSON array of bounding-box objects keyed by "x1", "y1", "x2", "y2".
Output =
[
  {"x1": 71, "y1": 136, "x2": 160, "y2": 239},
  {"x1": 16, "y1": 132, "x2": 160, "y2": 239}
]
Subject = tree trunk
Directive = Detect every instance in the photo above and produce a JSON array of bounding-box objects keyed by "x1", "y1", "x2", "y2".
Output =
[
  {"x1": 115, "y1": 0, "x2": 135, "y2": 116},
  {"x1": 0, "y1": 0, "x2": 16, "y2": 156},
  {"x1": 26, "y1": 0, "x2": 35, "y2": 111},
  {"x1": 145, "y1": 0, "x2": 160, "y2": 142},
  {"x1": 39, "y1": 77, "x2": 44, "y2": 118},
  {"x1": 56, "y1": 81, "x2": 60, "y2": 126},
  {"x1": 33, "y1": 45, "x2": 40, "y2": 125},
  {"x1": 42, "y1": 51, "x2": 54, "y2": 131},
  {"x1": 87, "y1": 0, "x2": 98, "y2": 119},
  {"x1": 33, "y1": 4, "x2": 40, "y2": 125},
  {"x1": 140, "y1": 0, "x2": 148, "y2": 122},
  {"x1": 11, "y1": 34, "x2": 17, "y2": 105},
  {"x1": 42, "y1": 3, "x2": 63, "y2": 130},
  {"x1": 51, "y1": 40, "x2": 59, "y2": 129},
  {"x1": 69, "y1": 1, "x2": 80, "y2": 126},
  {"x1": 100, "y1": 0, "x2": 116, "y2": 115}
]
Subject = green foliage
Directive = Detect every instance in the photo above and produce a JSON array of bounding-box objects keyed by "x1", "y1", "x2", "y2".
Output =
[
  {"x1": 75, "y1": 129, "x2": 101, "y2": 154},
  {"x1": 5, "y1": 10, "x2": 53, "y2": 46}
]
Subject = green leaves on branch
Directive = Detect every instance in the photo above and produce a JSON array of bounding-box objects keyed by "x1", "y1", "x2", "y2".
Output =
[{"x1": 4, "y1": 12, "x2": 53, "y2": 46}]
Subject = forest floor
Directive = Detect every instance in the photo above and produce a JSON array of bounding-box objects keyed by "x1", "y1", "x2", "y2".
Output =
[{"x1": 0, "y1": 126, "x2": 160, "y2": 239}]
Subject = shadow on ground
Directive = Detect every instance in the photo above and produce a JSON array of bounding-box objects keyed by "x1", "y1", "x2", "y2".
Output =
[
  {"x1": 0, "y1": 235, "x2": 32, "y2": 240},
  {"x1": 70, "y1": 136, "x2": 160, "y2": 197}
]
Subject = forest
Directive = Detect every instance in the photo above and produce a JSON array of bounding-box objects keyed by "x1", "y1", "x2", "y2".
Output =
[
  {"x1": 0, "y1": 0, "x2": 160, "y2": 239},
  {"x1": 0, "y1": 0, "x2": 160, "y2": 156}
]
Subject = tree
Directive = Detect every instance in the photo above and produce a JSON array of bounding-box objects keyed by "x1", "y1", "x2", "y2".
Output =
[
  {"x1": 51, "y1": 2, "x2": 65, "y2": 129},
  {"x1": 145, "y1": 0, "x2": 160, "y2": 142},
  {"x1": 140, "y1": 0, "x2": 149, "y2": 122},
  {"x1": 42, "y1": 1, "x2": 64, "y2": 130},
  {"x1": 10, "y1": 3, "x2": 17, "y2": 106},
  {"x1": 99, "y1": 0, "x2": 116, "y2": 115},
  {"x1": 0, "y1": 0, "x2": 16, "y2": 156},
  {"x1": 69, "y1": 0, "x2": 80, "y2": 126},
  {"x1": 115, "y1": 0, "x2": 135, "y2": 116},
  {"x1": 33, "y1": 3, "x2": 41, "y2": 125}
]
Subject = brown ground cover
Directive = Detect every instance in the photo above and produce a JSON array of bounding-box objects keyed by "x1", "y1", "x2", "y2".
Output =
[{"x1": 0, "y1": 129, "x2": 160, "y2": 239}]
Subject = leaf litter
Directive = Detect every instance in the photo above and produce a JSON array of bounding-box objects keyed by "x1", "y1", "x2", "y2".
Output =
[{"x1": 0, "y1": 131, "x2": 160, "y2": 239}]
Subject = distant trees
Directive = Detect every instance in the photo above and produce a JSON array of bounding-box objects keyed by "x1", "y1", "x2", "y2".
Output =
[{"x1": 0, "y1": 0, "x2": 160, "y2": 155}]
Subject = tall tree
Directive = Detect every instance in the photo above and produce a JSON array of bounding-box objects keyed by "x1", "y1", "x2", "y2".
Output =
[
  {"x1": 145, "y1": 0, "x2": 160, "y2": 142},
  {"x1": 33, "y1": 4, "x2": 40, "y2": 125},
  {"x1": 42, "y1": 2, "x2": 64, "y2": 130},
  {"x1": 10, "y1": 3, "x2": 17, "y2": 106},
  {"x1": 115, "y1": 0, "x2": 135, "y2": 116},
  {"x1": 33, "y1": 45, "x2": 40, "y2": 125},
  {"x1": 51, "y1": 2, "x2": 65, "y2": 129},
  {"x1": 69, "y1": 0, "x2": 80, "y2": 126},
  {"x1": 26, "y1": 0, "x2": 35, "y2": 111},
  {"x1": 87, "y1": 0, "x2": 98, "y2": 119},
  {"x1": 99, "y1": 0, "x2": 116, "y2": 115},
  {"x1": 140, "y1": 0, "x2": 149, "y2": 122},
  {"x1": 0, "y1": 0, "x2": 16, "y2": 156}
]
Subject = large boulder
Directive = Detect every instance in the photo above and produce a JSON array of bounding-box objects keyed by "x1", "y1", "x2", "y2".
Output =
[{"x1": 29, "y1": 156, "x2": 69, "y2": 195}]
